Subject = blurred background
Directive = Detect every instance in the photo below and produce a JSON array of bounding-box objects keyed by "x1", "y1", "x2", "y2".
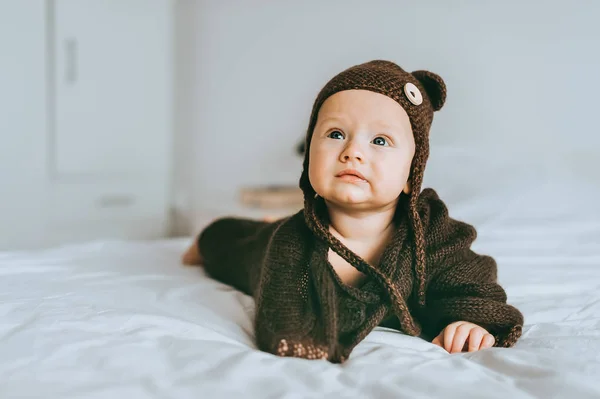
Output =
[{"x1": 1, "y1": 0, "x2": 599, "y2": 252}]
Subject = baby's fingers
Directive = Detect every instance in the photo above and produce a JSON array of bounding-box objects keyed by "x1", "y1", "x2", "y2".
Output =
[
  {"x1": 449, "y1": 323, "x2": 471, "y2": 353},
  {"x1": 441, "y1": 324, "x2": 457, "y2": 353},
  {"x1": 480, "y1": 334, "x2": 495, "y2": 350},
  {"x1": 467, "y1": 328, "x2": 484, "y2": 352}
]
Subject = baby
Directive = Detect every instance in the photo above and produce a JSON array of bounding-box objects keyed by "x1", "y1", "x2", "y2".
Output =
[{"x1": 182, "y1": 60, "x2": 524, "y2": 363}]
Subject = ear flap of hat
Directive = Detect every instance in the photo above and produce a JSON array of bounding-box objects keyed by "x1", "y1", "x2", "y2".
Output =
[{"x1": 411, "y1": 70, "x2": 447, "y2": 112}]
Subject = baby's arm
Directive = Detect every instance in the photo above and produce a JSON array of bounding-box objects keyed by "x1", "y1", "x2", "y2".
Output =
[
  {"x1": 414, "y1": 190, "x2": 524, "y2": 349},
  {"x1": 253, "y1": 212, "x2": 342, "y2": 362},
  {"x1": 185, "y1": 211, "x2": 338, "y2": 361}
]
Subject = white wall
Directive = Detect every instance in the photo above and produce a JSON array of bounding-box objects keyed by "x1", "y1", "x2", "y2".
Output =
[
  {"x1": 176, "y1": 0, "x2": 600, "y2": 233},
  {"x1": 0, "y1": 1, "x2": 48, "y2": 249},
  {"x1": 0, "y1": 1, "x2": 174, "y2": 251}
]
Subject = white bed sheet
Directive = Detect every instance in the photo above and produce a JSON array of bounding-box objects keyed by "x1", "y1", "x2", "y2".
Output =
[{"x1": 2, "y1": 172, "x2": 600, "y2": 398}]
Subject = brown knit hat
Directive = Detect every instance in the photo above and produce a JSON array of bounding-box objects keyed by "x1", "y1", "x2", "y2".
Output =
[{"x1": 299, "y1": 59, "x2": 447, "y2": 307}]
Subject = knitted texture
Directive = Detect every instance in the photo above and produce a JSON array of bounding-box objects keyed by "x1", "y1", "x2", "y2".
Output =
[
  {"x1": 199, "y1": 189, "x2": 524, "y2": 363},
  {"x1": 197, "y1": 60, "x2": 524, "y2": 363},
  {"x1": 299, "y1": 60, "x2": 447, "y2": 307}
]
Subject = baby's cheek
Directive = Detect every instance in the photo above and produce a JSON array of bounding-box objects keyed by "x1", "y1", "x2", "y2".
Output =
[
  {"x1": 308, "y1": 159, "x2": 330, "y2": 192},
  {"x1": 372, "y1": 175, "x2": 405, "y2": 201},
  {"x1": 385, "y1": 156, "x2": 412, "y2": 183}
]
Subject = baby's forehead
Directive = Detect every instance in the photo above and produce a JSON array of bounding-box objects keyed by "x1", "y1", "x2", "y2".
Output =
[
  {"x1": 316, "y1": 111, "x2": 412, "y2": 134},
  {"x1": 317, "y1": 90, "x2": 411, "y2": 127},
  {"x1": 321, "y1": 114, "x2": 400, "y2": 128}
]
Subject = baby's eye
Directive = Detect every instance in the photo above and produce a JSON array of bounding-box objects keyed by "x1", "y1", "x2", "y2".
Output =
[
  {"x1": 327, "y1": 130, "x2": 344, "y2": 140},
  {"x1": 372, "y1": 137, "x2": 389, "y2": 146}
]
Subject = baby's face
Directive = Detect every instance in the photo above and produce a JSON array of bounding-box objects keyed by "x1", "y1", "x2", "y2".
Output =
[{"x1": 308, "y1": 89, "x2": 415, "y2": 211}]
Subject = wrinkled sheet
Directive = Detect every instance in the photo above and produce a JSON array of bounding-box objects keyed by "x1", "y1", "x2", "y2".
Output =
[{"x1": 2, "y1": 164, "x2": 600, "y2": 398}]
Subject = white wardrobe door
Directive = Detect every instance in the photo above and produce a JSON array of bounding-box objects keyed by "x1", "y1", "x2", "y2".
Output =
[
  {"x1": 0, "y1": 1, "x2": 48, "y2": 251},
  {"x1": 52, "y1": 0, "x2": 172, "y2": 178}
]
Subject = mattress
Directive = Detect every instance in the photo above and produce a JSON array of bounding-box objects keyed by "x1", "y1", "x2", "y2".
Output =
[{"x1": 2, "y1": 159, "x2": 600, "y2": 398}]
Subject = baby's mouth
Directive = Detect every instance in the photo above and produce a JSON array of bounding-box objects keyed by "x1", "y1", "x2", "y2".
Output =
[
  {"x1": 338, "y1": 175, "x2": 366, "y2": 183},
  {"x1": 336, "y1": 169, "x2": 367, "y2": 183}
]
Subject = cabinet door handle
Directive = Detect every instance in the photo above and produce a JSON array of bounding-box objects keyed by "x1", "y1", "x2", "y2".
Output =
[
  {"x1": 65, "y1": 38, "x2": 78, "y2": 84},
  {"x1": 96, "y1": 195, "x2": 135, "y2": 208}
]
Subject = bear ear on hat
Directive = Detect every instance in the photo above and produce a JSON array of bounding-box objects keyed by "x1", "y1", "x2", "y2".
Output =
[{"x1": 411, "y1": 70, "x2": 446, "y2": 112}]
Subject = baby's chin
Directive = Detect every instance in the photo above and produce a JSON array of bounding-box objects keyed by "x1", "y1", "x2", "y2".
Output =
[
  {"x1": 320, "y1": 186, "x2": 400, "y2": 211},
  {"x1": 324, "y1": 187, "x2": 371, "y2": 207}
]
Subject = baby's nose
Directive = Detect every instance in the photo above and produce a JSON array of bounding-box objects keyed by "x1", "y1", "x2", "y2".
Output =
[
  {"x1": 342, "y1": 143, "x2": 364, "y2": 162},
  {"x1": 343, "y1": 153, "x2": 362, "y2": 162},
  {"x1": 342, "y1": 140, "x2": 364, "y2": 162}
]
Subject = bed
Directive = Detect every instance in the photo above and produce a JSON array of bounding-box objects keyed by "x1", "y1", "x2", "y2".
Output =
[{"x1": 2, "y1": 149, "x2": 600, "y2": 398}]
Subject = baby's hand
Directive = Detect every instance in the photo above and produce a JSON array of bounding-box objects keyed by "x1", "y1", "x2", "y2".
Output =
[{"x1": 432, "y1": 321, "x2": 495, "y2": 353}]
